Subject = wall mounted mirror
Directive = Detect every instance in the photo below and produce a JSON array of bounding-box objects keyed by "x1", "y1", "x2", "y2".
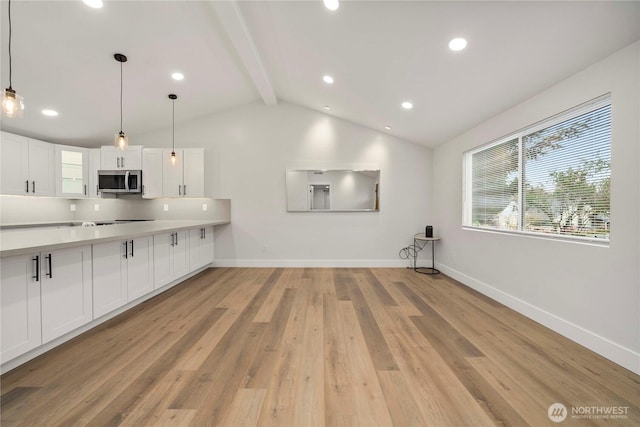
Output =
[{"x1": 286, "y1": 169, "x2": 380, "y2": 212}]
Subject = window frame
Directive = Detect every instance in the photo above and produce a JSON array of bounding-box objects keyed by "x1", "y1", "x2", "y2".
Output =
[{"x1": 463, "y1": 94, "x2": 611, "y2": 245}]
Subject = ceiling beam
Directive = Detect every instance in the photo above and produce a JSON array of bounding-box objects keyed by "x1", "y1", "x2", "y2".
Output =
[{"x1": 210, "y1": 0, "x2": 278, "y2": 106}]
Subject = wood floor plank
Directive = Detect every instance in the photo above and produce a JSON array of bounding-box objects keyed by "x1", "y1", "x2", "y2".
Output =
[
  {"x1": 2, "y1": 267, "x2": 638, "y2": 427},
  {"x1": 337, "y1": 300, "x2": 394, "y2": 426},
  {"x1": 243, "y1": 288, "x2": 297, "y2": 388},
  {"x1": 155, "y1": 409, "x2": 197, "y2": 426},
  {"x1": 258, "y1": 281, "x2": 310, "y2": 427},
  {"x1": 119, "y1": 370, "x2": 199, "y2": 427},
  {"x1": 346, "y1": 275, "x2": 399, "y2": 371},
  {"x1": 323, "y1": 294, "x2": 357, "y2": 427},
  {"x1": 220, "y1": 388, "x2": 267, "y2": 427}
]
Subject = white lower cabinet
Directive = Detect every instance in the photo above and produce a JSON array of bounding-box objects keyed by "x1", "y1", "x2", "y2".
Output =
[
  {"x1": 40, "y1": 245, "x2": 93, "y2": 344},
  {"x1": 189, "y1": 226, "x2": 214, "y2": 271},
  {"x1": 1, "y1": 225, "x2": 216, "y2": 369},
  {"x1": 1, "y1": 254, "x2": 42, "y2": 362},
  {"x1": 93, "y1": 237, "x2": 153, "y2": 318},
  {"x1": 153, "y1": 230, "x2": 189, "y2": 289}
]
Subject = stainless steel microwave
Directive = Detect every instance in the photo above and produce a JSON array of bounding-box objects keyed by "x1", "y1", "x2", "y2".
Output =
[{"x1": 97, "y1": 170, "x2": 142, "y2": 193}]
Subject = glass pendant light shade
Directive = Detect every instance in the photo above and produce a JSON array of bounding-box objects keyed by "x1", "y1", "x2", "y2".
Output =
[
  {"x1": 2, "y1": 87, "x2": 24, "y2": 118},
  {"x1": 115, "y1": 131, "x2": 128, "y2": 149},
  {"x1": 2, "y1": 0, "x2": 24, "y2": 119}
]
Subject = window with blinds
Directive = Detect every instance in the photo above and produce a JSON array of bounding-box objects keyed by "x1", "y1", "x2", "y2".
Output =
[{"x1": 464, "y1": 95, "x2": 611, "y2": 243}]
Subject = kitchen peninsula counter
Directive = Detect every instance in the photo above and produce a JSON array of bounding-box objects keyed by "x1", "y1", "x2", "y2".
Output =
[{"x1": 0, "y1": 220, "x2": 230, "y2": 257}]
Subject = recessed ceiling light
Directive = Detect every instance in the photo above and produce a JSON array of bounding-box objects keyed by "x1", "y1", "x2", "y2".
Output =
[
  {"x1": 323, "y1": 75, "x2": 334, "y2": 84},
  {"x1": 384, "y1": 126, "x2": 391, "y2": 130},
  {"x1": 42, "y1": 109, "x2": 58, "y2": 117},
  {"x1": 82, "y1": 0, "x2": 103, "y2": 9},
  {"x1": 323, "y1": 0, "x2": 340, "y2": 11},
  {"x1": 171, "y1": 72, "x2": 184, "y2": 81},
  {"x1": 324, "y1": 105, "x2": 331, "y2": 110},
  {"x1": 401, "y1": 101, "x2": 413, "y2": 110},
  {"x1": 448, "y1": 37, "x2": 467, "y2": 51}
]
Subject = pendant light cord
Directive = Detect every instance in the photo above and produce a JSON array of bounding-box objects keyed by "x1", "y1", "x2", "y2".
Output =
[
  {"x1": 172, "y1": 98, "x2": 175, "y2": 151},
  {"x1": 119, "y1": 59, "x2": 123, "y2": 133},
  {"x1": 8, "y1": 0, "x2": 12, "y2": 89}
]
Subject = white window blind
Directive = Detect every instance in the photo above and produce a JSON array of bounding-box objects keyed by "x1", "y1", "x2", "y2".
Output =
[{"x1": 464, "y1": 95, "x2": 611, "y2": 243}]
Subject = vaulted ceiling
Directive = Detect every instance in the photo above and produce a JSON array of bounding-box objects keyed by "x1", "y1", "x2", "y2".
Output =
[{"x1": 1, "y1": 0, "x2": 638, "y2": 148}]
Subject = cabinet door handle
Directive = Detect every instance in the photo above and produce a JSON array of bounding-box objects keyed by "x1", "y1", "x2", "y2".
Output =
[
  {"x1": 142, "y1": 185, "x2": 145, "y2": 196},
  {"x1": 32, "y1": 181, "x2": 36, "y2": 193},
  {"x1": 96, "y1": 185, "x2": 99, "y2": 196},
  {"x1": 122, "y1": 156, "x2": 125, "y2": 168},
  {"x1": 46, "y1": 254, "x2": 52, "y2": 278},
  {"x1": 183, "y1": 185, "x2": 187, "y2": 196},
  {"x1": 124, "y1": 241, "x2": 128, "y2": 259},
  {"x1": 25, "y1": 180, "x2": 29, "y2": 193},
  {"x1": 204, "y1": 228, "x2": 206, "y2": 239},
  {"x1": 175, "y1": 232, "x2": 178, "y2": 246},
  {"x1": 33, "y1": 255, "x2": 40, "y2": 281},
  {"x1": 84, "y1": 184, "x2": 87, "y2": 196},
  {"x1": 117, "y1": 157, "x2": 120, "y2": 168},
  {"x1": 170, "y1": 233, "x2": 175, "y2": 247},
  {"x1": 130, "y1": 240, "x2": 134, "y2": 257},
  {"x1": 178, "y1": 185, "x2": 182, "y2": 196}
]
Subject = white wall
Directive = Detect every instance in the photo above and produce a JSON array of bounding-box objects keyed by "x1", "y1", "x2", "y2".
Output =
[
  {"x1": 432, "y1": 42, "x2": 640, "y2": 373},
  {"x1": 135, "y1": 102, "x2": 433, "y2": 267}
]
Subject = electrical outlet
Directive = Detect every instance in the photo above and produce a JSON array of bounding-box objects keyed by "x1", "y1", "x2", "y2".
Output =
[
  {"x1": 94, "y1": 203, "x2": 100, "y2": 211},
  {"x1": 70, "y1": 203, "x2": 76, "y2": 212},
  {"x1": 202, "y1": 203, "x2": 208, "y2": 211},
  {"x1": 163, "y1": 204, "x2": 169, "y2": 211}
]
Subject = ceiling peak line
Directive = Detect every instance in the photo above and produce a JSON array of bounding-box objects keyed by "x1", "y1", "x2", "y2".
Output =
[{"x1": 210, "y1": 0, "x2": 277, "y2": 106}]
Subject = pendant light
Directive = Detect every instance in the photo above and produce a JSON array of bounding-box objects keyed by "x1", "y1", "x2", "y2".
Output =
[
  {"x1": 114, "y1": 53, "x2": 129, "y2": 149},
  {"x1": 2, "y1": 0, "x2": 24, "y2": 118},
  {"x1": 169, "y1": 94, "x2": 177, "y2": 164}
]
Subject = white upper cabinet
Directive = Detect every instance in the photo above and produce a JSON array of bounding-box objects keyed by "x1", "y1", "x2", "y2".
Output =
[
  {"x1": 88, "y1": 148, "x2": 101, "y2": 198},
  {"x1": 142, "y1": 148, "x2": 163, "y2": 199},
  {"x1": 55, "y1": 145, "x2": 89, "y2": 198},
  {"x1": 162, "y1": 148, "x2": 204, "y2": 198},
  {"x1": 1, "y1": 132, "x2": 55, "y2": 196},
  {"x1": 100, "y1": 146, "x2": 143, "y2": 170}
]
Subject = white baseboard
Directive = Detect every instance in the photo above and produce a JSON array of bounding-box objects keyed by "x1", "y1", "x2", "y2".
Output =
[
  {"x1": 437, "y1": 262, "x2": 640, "y2": 375},
  {"x1": 212, "y1": 259, "x2": 410, "y2": 268}
]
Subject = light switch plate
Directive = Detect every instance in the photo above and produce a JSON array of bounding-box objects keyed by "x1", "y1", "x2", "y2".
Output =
[
  {"x1": 163, "y1": 204, "x2": 169, "y2": 211},
  {"x1": 70, "y1": 204, "x2": 76, "y2": 212},
  {"x1": 94, "y1": 203, "x2": 100, "y2": 211},
  {"x1": 202, "y1": 203, "x2": 208, "y2": 211}
]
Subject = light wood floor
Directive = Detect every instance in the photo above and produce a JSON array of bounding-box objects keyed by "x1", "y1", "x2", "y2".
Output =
[{"x1": 1, "y1": 268, "x2": 638, "y2": 426}]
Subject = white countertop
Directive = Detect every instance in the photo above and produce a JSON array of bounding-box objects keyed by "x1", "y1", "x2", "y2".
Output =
[{"x1": 0, "y1": 220, "x2": 230, "y2": 257}]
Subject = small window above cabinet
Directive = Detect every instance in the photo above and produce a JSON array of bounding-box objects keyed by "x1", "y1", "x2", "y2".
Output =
[{"x1": 55, "y1": 145, "x2": 89, "y2": 198}]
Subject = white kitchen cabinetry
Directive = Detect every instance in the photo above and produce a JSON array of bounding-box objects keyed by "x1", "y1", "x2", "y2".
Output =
[
  {"x1": 153, "y1": 230, "x2": 189, "y2": 289},
  {"x1": 88, "y1": 149, "x2": 101, "y2": 198},
  {"x1": 55, "y1": 145, "x2": 89, "y2": 198},
  {"x1": 142, "y1": 148, "x2": 163, "y2": 199},
  {"x1": 0, "y1": 254, "x2": 42, "y2": 362},
  {"x1": 39, "y1": 245, "x2": 93, "y2": 344},
  {"x1": 162, "y1": 148, "x2": 204, "y2": 198},
  {"x1": 93, "y1": 236, "x2": 153, "y2": 318},
  {"x1": 0, "y1": 132, "x2": 55, "y2": 196},
  {"x1": 100, "y1": 146, "x2": 142, "y2": 170},
  {"x1": 189, "y1": 226, "x2": 214, "y2": 271}
]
